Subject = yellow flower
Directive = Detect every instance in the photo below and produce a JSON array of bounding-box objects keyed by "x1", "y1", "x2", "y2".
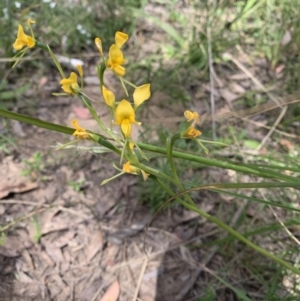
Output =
[
  {"x1": 182, "y1": 126, "x2": 201, "y2": 139},
  {"x1": 13, "y1": 24, "x2": 35, "y2": 50},
  {"x1": 184, "y1": 110, "x2": 200, "y2": 125},
  {"x1": 95, "y1": 37, "x2": 103, "y2": 55},
  {"x1": 60, "y1": 72, "x2": 80, "y2": 95},
  {"x1": 115, "y1": 31, "x2": 128, "y2": 48},
  {"x1": 115, "y1": 100, "x2": 140, "y2": 138},
  {"x1": 72, "y1": 119, "x2": 90, "y2": 139},
  {"x1": 27, "y1": 19, "x2": 36, "y2": 26},
  {"x1": 106, "y1": 44, "x2": 126, "y2": 76},
  {"x1": 133, "y1": 84, "x2": 151, "y2": 110},
  {"x1": 123, "y1": 161, "x2": 149, "y2": 181},
  {"x1": 102, "y1": 86, "x2": 115, "y2": 108},
  {"x1": 123, "y1": 161, "x2": 139, "y2": 174}
]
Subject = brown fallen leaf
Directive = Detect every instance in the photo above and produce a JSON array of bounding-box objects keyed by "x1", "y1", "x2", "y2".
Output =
[
  {"x1": 99, "y1": 280, "x2": 120, "y2": 301},
  {"x1": 0, "y1": 182, "x2": 38, "y2": 199},
  {"x1": 0, "y1": 156, "x2": 39, "y2": 199},
  {"x1": 85, "y1": 230, "x2": 103, "y2": 262}
]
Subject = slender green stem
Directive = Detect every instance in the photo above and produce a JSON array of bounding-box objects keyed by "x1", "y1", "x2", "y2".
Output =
[
  {"x1": 46, "y1": 45, "x2": 65, "y2": 78},
  {"x1": 122, "y1": 78, "x2": 137, "y2": 88},
  {"x1": 35, "y1": 41, "x2": 50, "y2": 51},
  {"x1": 0, "y1": 109, "x2": 74, "y2": 135},
  {"x1": 180, "y1": 200, "x2": 300, "y2": 275},
  {"x1": 166, "y1": 134, "x2": 195, "y2": 204},
  {"x1": 156, "y1": 177, "x2": 185, "y2": 204},
  {"x1": 79, "y1": 94, "x2": 121, "y2": 143},
  {"x1": 137, "y1": 142, "x2": 298, "y2": 182},
  {"x1": 97, "y1": 63, "x2": 106, "y2": 93},
  {"x1": 138, "y1": 162, "x2": 179, "y2": 186}
]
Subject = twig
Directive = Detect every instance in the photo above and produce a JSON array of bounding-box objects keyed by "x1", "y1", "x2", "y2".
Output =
[
  {"x1": 256, "y1": 106, "x2": 287, "y2": 151},
  {"x1": 236, "y1": 115, "x2": 299, "y2": 139},
  {"x1": 131, "y1": 256, "x2": 148, "y2": 301},
  {"x1": 0, "y1": 207, "x2": 47, "y2": 232}
]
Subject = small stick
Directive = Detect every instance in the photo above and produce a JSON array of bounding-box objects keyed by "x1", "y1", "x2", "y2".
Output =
[{"x1": 131, "y1": 256, "x2": 148, "y2": 301}]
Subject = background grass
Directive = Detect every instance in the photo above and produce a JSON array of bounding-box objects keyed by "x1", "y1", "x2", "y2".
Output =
[{"x1": 1, "y1": 0, "x2": 300, "y2": 299}]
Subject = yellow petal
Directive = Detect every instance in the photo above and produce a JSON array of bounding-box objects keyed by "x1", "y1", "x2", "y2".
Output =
[
  {"x1": 95, "y1": 37, "x2": 103, "y2": 55},
  {"x1": 102, "y1": 86, "x2": 115, "y2": 107},
  {"x1": 133, "y1": 84, "x2": 151, "y2": 109},
  {"x1": 106, "y1": 44, "x2": 126, "y2": 76},
  {"x1": 115, "y1": 100, "x2": 139, "y2": 137},
  {"x1": 121, "y1": 120, "x2": 132, "y2": 138},
  {"x1": 123, "y1": 161, "x2": 132, "y2": 173},
  {"x1": 60, "y1": 72, "x2": 79, "y2": 94},
  {"x1": 77, "y1": 65, "x2": 83, "y2": 78},
  {"x1": 108, "y1": 44, "x2": 125, "y2": 65},
  {"x1": 72, "y1": 119, "x2": 89, "y2": 139},
  {"x1": 123, "y1": 161, "x2": 139, "y2": 174},
  {"x1": 115, "y1": 31, "x2": 128, "y2": 48},
  {"x1": 183, "y1": 126, "x2": 201, "y2": 138},
  {"x1": 13, "y1": 25, "x2": 30, "y2": 50},
  {"x1": 26, "y1": 36, "x2": 35, "y2": 48},
  {"x1": 129, "y1": 142, "x2": 135, "y2": 149},
  {"x1": 27, "y1": 19, "x2": 36, "y2": 25},
  {"x1": 72, "y1": 119, "x2": 85, "y2": 131},
  {"x1": 73, "y1": 130, "x2": 90, "y2": 139},
  {"x1": 141, "y1": 170, "x2": 150, "y2": 181},
  {"x1": 115, "y1": 100, "x2": 136, "y2": 125},
  {"x1": 112, "y1": 64, "x2": 125, "y2": 76},
  {"x1": 184, "y1": 110, "x2": 199, "y2": 123}
]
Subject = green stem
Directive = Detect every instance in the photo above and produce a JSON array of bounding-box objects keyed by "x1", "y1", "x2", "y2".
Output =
[
  {"x1": 156, "y1": 177, "x2": 185, "y2": 204},
  {"x1": 138, "y1": 162, "x2": 179, "y2": 186},
  {"x1": 0, "y1": 108, "x2": 299, "y2": 183},
  {"x1": 79, "y1": 94, "x2": 121, "y2": 143},
  {"x1": 122, "y1": 78, "x2": 137, "y2": 88},
  {"x1": 0, "y1": 109, "x2": 74, "y2": 135},
  {"x1": 166, "y1": 134, "x2": 194, "y2": 204},
  {"x1": 97, "y1": 63, "x2": 106, "y2": 92},
  {"x1": 137, "y1": 142, "x2": 298, "y2": 182},
  {"x1": 180, "y1": 200, "x2": 300, "y2": 275}
]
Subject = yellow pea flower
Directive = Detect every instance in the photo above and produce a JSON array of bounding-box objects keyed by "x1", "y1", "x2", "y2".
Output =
[
  {"x1": 184, "y1": 110, "x2": 200, "y2": 125},
  {"x1": 106, "y1": 44, "x2": 126, "y2": 76},
  {"x1": 123, "y1": 161, "x2": 149, "y2": 181},
  {"x1": 102, "y1": 86, "x2": 115, "y2": 108},
  {"x1": 95, "y1": 37, "x2": 103, "y2": 55},
  {"x1": 115, "y1": 100, "x2": 140, "y2": 138},
  {"x1": 72, "y1": 119, "x2": 90, "y2": 139},
  {"x1": 123, "y1": 161, "x2": 139, "y2": 174},
  {"x1": 182, "y1": 126, "x2": 201, "y2": 139},
  {"x1": 133, "y1": 84, "x2": 151, "y2": 110},
  {"x1": 60, "y1": 72, "x2": 80, "y2": 95},
  {"x1": 13, "y1": 24, "x2": 35, "y2": 50},
  {"x1": 115, "y1": 31, "x2": 128, "y2": 48}
]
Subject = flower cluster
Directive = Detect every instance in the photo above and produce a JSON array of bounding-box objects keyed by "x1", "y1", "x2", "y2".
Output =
[
  {"x1": 95, "y1": 32, "x2": 128, "y2": 76},
  {"x1": 103, "y1": 84, "x2": 151, "y2": 138},
  {"x1": 12, "y1": 22, "x2": 204, "y2": 184},
  {"x1": 95, "y1": 32, "x2": 151, "y2": 139}
]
